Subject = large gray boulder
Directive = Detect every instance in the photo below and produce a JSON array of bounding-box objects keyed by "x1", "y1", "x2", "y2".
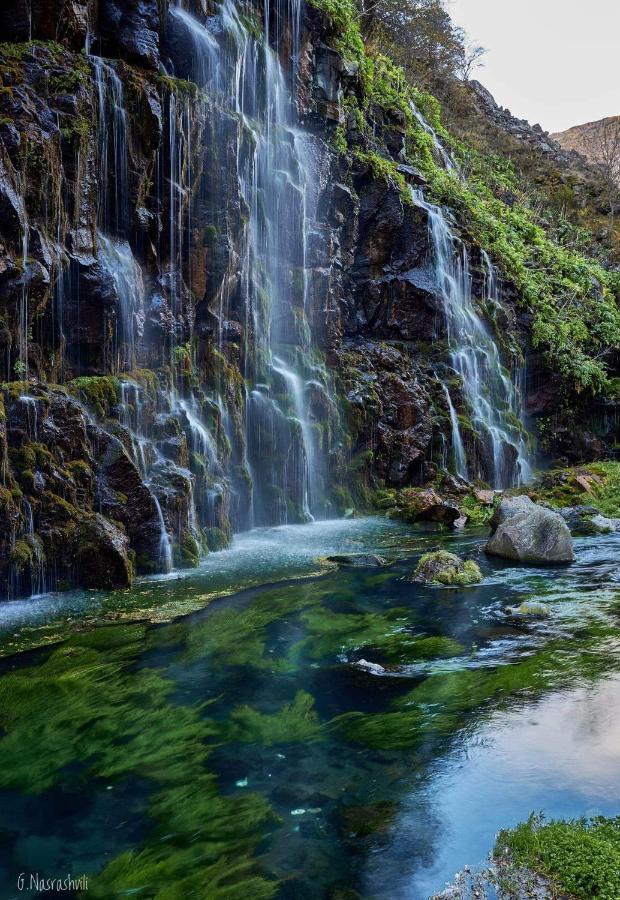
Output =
[{"x1": 485, "y1": 496, "x2": 574, "y2": 564}]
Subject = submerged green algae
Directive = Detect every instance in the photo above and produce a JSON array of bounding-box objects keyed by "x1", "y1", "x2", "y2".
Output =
[
  {"x1": 0, "y1": 527, "x2": 619, "y2": 898},
  {"x1": 0, "y1": 624, "x2": 279, "y2": 897}
]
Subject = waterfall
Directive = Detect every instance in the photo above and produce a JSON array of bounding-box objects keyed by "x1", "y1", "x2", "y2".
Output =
[
  {"x1": 441, "y1": 382, "x2": 467, "y2": 480},
  {"x1": 170, "y1": 0, "x2": 331, "y2": 524},
  {"x1": 152, "y1": 493, "x2": 174, "y2": 573},
  {"x1": 92, "y1": 57, "x2": 129, "y2": 235},
  {"x1": 410, "y1": 101, "x2": 456, "y2": 173},
  {"x1": 97, "y1": 235, "x2": 145, "y2": 372},
  {"x1": 412, "y1": 188, "x2": 531, "y2": 487}
]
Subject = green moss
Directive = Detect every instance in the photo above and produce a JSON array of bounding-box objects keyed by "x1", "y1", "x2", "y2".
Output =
[
  {"x1": 43, "y1": 492, "x2": 79, "y2": 522},
  {"x1": 459, "y1": 492, "x2": 497, "y2": 526},
  {"x1": 528, "y1": 462, "x2": 620, "y2": 516},
  {"x1": 0, "y1": 628, "x2": 278, "y2": 898},
  {"x1": 8, "y1": 444, "x2": 36, "y2": 470},
  {"x1": 294, "y1": 606, "x2": 464, "y2": 665},
  {"x1": 354, "y1": 149, "x2": 411, "y2": 201},
  {"x1": 9, "y1": 539, "x2": 33, "y2": 574},
  {"x1": 68, "y1": 376, "x2": 119, "y2": 420},
  {"x1": 495, "y1": 814, "x2": 620, "y2": 900},
  {"x1": 156, "y1": 74, "x2": 209, "y2": 104},
  {"x1": 203, "y1": 526, "x2": 230, "y2": 552},
  {"x1": 333, "y1": 625, "x2": 620, "y2": 751},
  {"x1": 413, "y1": 551, "x2": 483, "y2": 586},
  {"x1": 176, "y1": 531, "x2": 201, "y2": 569}
]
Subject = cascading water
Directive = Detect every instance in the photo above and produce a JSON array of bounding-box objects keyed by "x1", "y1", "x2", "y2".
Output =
[
  {"x1": 169, "y1": 0, "x2": 333, "y2": 524},
  {"x1": 441, "y1": 382, "x2": 467, "y2": 479},
  {"x1": 406, "y1": 102, "x2": 533, "y2": 486},
  {"x1": 412, "y1": 186, "x2": 531, "y2": 486},
  {"x1": 410, "y1": 101, "x2": 456, "y2": 173}
]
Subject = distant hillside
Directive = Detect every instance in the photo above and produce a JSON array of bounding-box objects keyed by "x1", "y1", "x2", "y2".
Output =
[{"x1": 553, "y1": 115, "x2": 620, "y2": 170}]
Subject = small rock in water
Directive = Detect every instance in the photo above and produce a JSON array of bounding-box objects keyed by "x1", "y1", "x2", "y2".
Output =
[
  {"x1": 325, "y1": 553, "x2": 388, "y2": 568},
  {"x1": 591, "y1": 514, "x2": 620, "y2": 533},
  {"x1": 356, "y1": 658, "x2": 386, "y2": 675},
  {"x1": 410, "y1": 551, "x2": 483, "y2": 586},
  {"x1": 559, "y1": 505, "x2": 619, "y2": 535},
  {"x1": 505, "y1": 600, "x2": 550, "y2": 618}
]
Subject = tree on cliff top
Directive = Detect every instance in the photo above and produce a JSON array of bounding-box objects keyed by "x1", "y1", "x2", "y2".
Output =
[
  {"x1": 584, "y1": 118, "x2": 620, "y2": 226},
  {"x1": 357, "y1": 0, "x2": 481, "y2": 86}
]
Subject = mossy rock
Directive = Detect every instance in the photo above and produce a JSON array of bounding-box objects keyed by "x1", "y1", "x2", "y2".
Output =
[
  {"x1": 176, "y1": 531, "x2": 201, "y2": 569},
  {"x1": 410, "y1": 551, "x2": 483, "y2": 586},
  {"x1": 505, "y1": 600, "x2": 550, "y2": 618},
  {"x1": 9, "y1": 538, "x2": 34, "y2": 574},
  {"x1": 203, "y1": 527, "x2": 229, "y2": 552},
  {"x1": 68, "y1": 376, "x2": 119, "y2": 420},
  {"x1": 74, "y1": 514, "x2": 131, "y2": 589}
]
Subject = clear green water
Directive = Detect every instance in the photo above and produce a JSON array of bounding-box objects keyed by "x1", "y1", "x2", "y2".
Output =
[{"x1": 0, "y1": 518, "x2": 619, "y2": 898}]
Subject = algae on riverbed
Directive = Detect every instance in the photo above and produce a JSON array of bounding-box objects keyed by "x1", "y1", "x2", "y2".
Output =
[{"x1": 0, "y1": 527, "x2": 619, "y2": 898}]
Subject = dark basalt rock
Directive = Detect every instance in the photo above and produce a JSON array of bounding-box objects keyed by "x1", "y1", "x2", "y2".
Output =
[
  {"x1": 100, "y1": 0, "x2": 161, "y2": 70},
  {"x1": 397, "y1": 489, "x2": 462, "y2": 527},
  {"x1": 89, "y1": 425, "x2": 164, "y2": 570},
  {"x1": 73, "y1": 513, "x2": 132, "y2": 589},
  {"x1": 0, "y1": 0, "x2": 90, "y2": 47},
  {"x1": 325, "y1": 554, "x2": 388, "y2": 568}
]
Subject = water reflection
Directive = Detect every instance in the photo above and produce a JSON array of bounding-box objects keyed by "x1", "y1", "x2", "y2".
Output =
[{"x1": 0, "y1": 526, "x2": 618, "y2": 898}]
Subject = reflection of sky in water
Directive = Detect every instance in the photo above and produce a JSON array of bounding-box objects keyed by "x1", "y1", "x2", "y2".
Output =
[
  {"x1": 366, "y1": 676, "x2": 620, "y2": 899},
  {"x1": 0, "y1": 522, "x2": 619, "y2": 898}
]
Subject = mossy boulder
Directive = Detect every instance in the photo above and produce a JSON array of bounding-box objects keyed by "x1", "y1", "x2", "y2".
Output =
[
  {"x1": 395, "y1": 488, "x2": 461, "y2": 527},
  {"x1": 505, "y1": 600, "x2": 550, "y2": 618},
  {"x1": 176, "y1": 531, "x2": 201, "y2": 569},
  {"x1": 203, "y1": 527, "x2": 229, "y2": 552},
  {"x1": 411, "y1": 551, "x2": 483, "y2": 586}
]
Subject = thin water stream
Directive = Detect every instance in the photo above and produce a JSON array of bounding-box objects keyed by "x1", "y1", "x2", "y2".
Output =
[{"x1": 0, "y1": 519, "x2": 618, "y2": 897}]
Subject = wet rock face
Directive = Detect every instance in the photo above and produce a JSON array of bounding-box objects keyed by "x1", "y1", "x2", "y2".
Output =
[
  {"x1": 88, "y1": 425, "x2": 164, "y2": 567},
  {"x1": 0, "y1": 0, "x2": 573, "y2": 597},
  {"x1": 0, "y1": 0, "x2": 90, "y2": 47},
  {"x1": 100, "y1": 0, "x2": 161, "y2": 69},
  {"x1": 74, "y1": 514, "x2": 132, "y2": 589}
]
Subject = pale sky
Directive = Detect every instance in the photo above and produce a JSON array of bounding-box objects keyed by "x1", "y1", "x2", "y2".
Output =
[{"x1": 448, "y1": 0, "x2": 620, "y2": 133}]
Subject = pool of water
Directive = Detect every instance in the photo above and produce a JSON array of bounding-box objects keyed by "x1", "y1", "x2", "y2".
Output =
[{"x1": 0, "y1": 519, "x2": 618, "y2": 898}]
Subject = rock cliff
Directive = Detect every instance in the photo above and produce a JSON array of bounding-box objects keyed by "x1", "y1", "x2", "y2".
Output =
[{"x1": 0, "y1": 0, "x2": 617, "y2": 596}]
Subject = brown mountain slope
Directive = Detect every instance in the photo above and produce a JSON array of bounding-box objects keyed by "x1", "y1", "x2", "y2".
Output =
[{"x1": 553, "y1": 115, "x2": 620, "y2": 169}]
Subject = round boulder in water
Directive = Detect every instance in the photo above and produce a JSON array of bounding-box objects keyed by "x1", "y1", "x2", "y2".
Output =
[
  {"x1": 486, "y1": 496, "x2": 574, "y2": 564},
  {"x1": 410, "y1": 551, "x2": 483, "y2": 586},
  {"x1": 505, "y1": 600, "x2": 550, "y2": 618}
]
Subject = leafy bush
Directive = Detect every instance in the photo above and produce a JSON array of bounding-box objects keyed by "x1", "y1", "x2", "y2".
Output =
[
  {"x1": 310, "y1": 0, "x2": 620, "y2": 394},
  {"x1": 496, "y1": 813, "x2": 620, "y2": 900}
]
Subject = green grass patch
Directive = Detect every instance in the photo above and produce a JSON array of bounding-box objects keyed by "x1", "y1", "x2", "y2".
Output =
[{"x1": 495, "y1": 813, "x2": 620, "y2": 900}]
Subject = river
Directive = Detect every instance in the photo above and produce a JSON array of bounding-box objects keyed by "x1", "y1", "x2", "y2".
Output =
[{"x1": 0, "y1": 518, "x2": 618, "y2": 898}]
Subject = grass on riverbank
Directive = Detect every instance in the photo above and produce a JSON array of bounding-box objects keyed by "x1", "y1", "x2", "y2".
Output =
[{"x1": 494, "y1": 813, "x2": 620, "y2": 899}]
